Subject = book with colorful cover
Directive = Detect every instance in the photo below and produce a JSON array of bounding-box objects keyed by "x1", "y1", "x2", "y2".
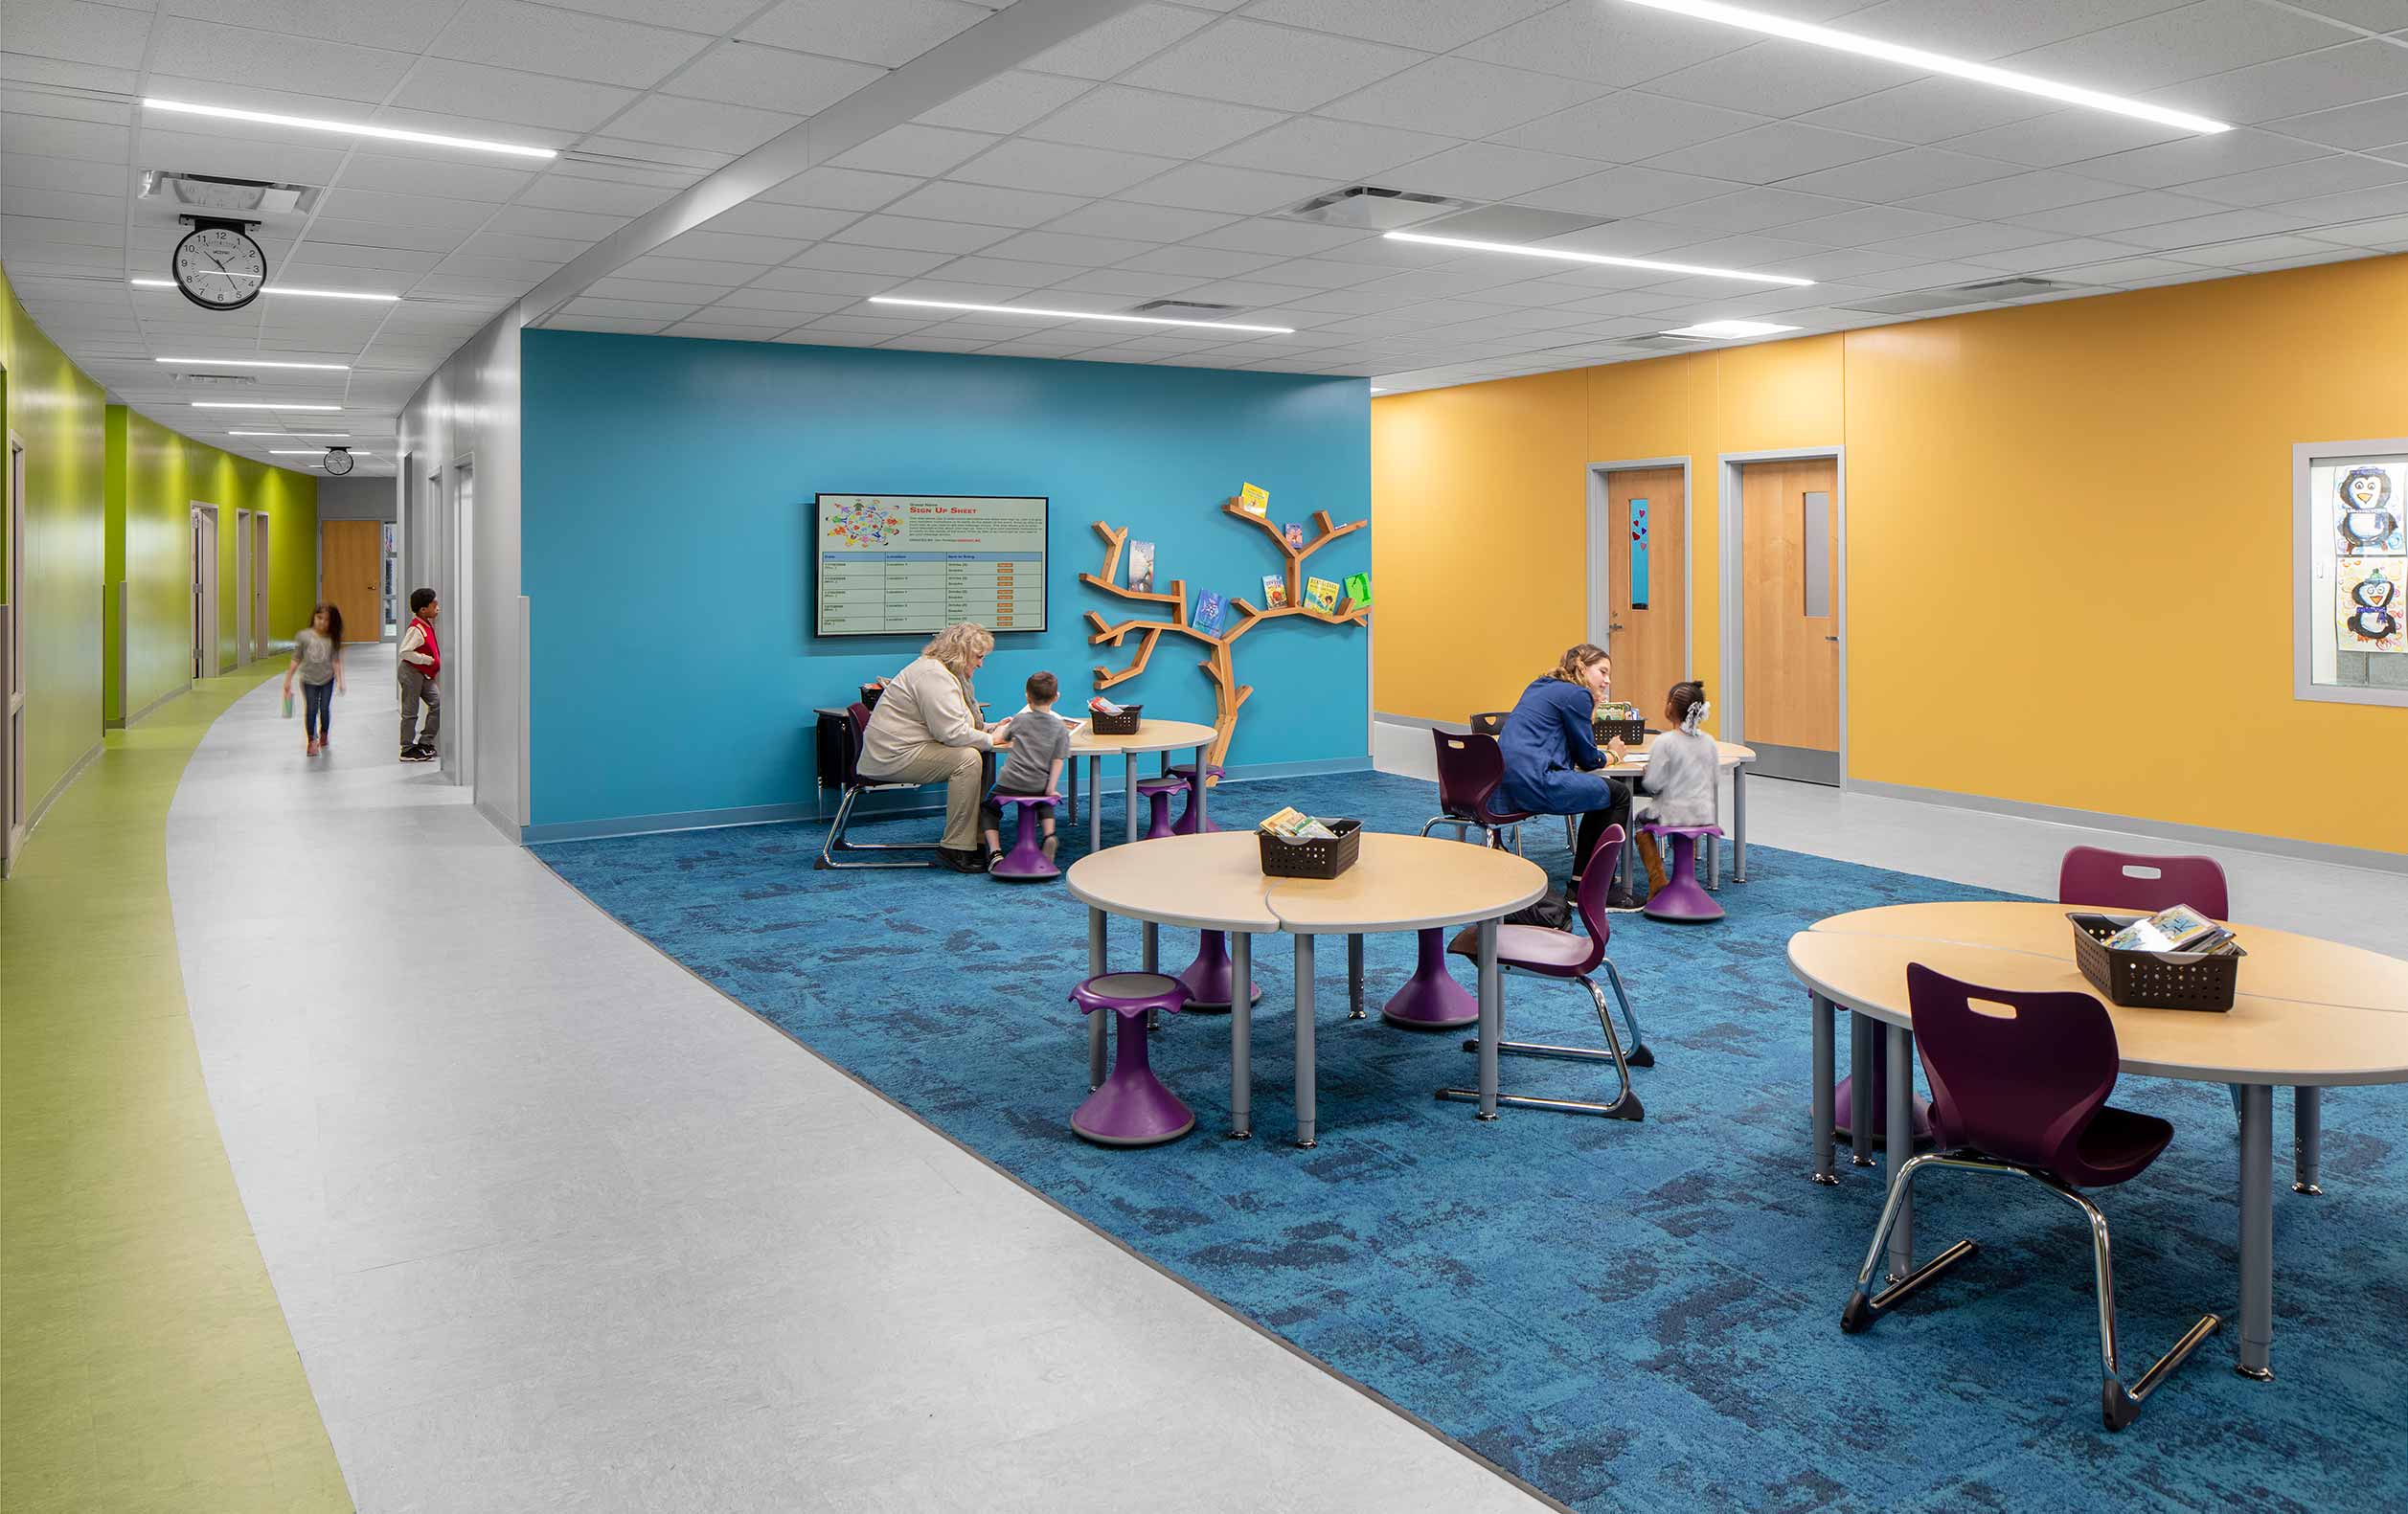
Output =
[
  {"x1": 1127, "y1": 539, "x2": 1155, "y2": 593},
  {"x1": 1282, "y1": 521, "x2": 1305, "y2": 550},
  {"x1": 1343, "y1": 571, "x2": 1371, "y2": 608},
  {"x1": 1261, "y1": 574, "x2": 1288, "y2": 608},
  {"x1": 1238, "y1": 483, "x2": 1269, "y2": 516},
  {"x1": 2104, "y1": 903, "x2": 2220, "y2": 954},
  {"x1": 1304, "y1": 576, "x2": 1340, "y2": 613},
  {"x1": 1193, "y1": 590, "x2": 1228, "y2": 635}
]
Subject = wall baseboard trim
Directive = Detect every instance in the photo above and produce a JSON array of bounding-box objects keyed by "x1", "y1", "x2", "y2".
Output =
[
  {"x1": 1374, "y1": 712, "x2": 1469, "y2": 732},
  {"x1": 116, "y1": 684, "x2": 190, "y2": 731},
  {"x1": 26, "y1": 740, "x2": 104, "y2": 841},
  {"x1": 523, "y1": 754, "x2": 1374, "y2": 847},
  {"x1": 1847, "y1": 779, "x2": 2408, "y2": 878}
]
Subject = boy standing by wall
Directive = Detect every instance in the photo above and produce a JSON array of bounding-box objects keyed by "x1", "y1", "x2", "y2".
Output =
[{"x1": 398, "y1": 588, "x2": 441, "y2": 762}]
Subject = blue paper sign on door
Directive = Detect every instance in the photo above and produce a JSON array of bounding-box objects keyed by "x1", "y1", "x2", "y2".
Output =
[{"x1": 1629, "y1": 498, "x2": 1650, "y2": 609}]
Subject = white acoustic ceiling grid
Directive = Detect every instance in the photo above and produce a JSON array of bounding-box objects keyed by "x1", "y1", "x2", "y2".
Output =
[{"x1": 4, "y1": 0, "x2": 2407, "y2": 471}]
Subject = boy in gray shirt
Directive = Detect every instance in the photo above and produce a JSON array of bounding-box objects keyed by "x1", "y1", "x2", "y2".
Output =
[{"x1": 981, "y1": 670, "x2": 1073, "y2": 869}]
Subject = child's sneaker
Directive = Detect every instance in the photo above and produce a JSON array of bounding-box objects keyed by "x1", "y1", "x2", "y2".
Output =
[
  {"x1": 401, "y1": 745, "x2": 435, "y2": 762},
  {"x1": 307, "y1": 737, "x2": 319, "y2": 756}
]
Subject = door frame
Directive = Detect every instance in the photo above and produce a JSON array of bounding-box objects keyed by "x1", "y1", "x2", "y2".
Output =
[
  {"x1": 191, "y1": 503, "x2": 219, "y2": 678},
  {"x1": 5, "y1": 428, "x2": 26, "y2": 873},
  {"x1": 232, "y1": 508, "x2": 253, "y2": 665},
  {"x1": 447, "y1": 451, "x2": 475, "y2": 789},
  {"x1": 1717, "y1": 445, "x2": 1849, "y2": 786},
  {"x1": 1584, "y1": 455, "x2": 1693, "y2": 688},
  {"x1": 252, "y1": 509, "x2": 270, "y2": 657}
]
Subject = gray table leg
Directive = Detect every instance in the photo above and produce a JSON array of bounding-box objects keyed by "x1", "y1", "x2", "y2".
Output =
[
  {"x1": 1885, "y1": 1023, "x2": 1915, "y2": 1281},
  {"x1": 1124, "y1": 757, "x2": 1138, "y2": 845},
  {"x1": 1708, "y1": 833, "x2": 1719, "y2": 892},
  {"x1": 1194, "y1": 742, "x2": 1210, "y2": 831},
  {"x1": 1142, "y1": 921, "x2": 1160, "y2": 1029},
  {"x1": 1734, "y1": 765, "x2": 1748, "y2": 882},
  {"x1": 1347, "y1": 934, "x2": 1364, "y2": 1019},
  {"x1": 1476, "y1": 918, "x2": 1500, "y2": 1120},
  {"x1": 1230, "y1": 932, "x2": 1252, "y2": 1139},
  {"x1": 1066, "y1": 757, "x2": 1078, "y2": 827},
  {"x1": 1087, "y1": 756, "x2": 1102, "y2": 854},
  {"x1": 1294, "y1": 934, "x2": 1317, "y2": 1148},
  {"x1": 1850, "y1": 1013, "x2": 1874, "y2": 1167},
  {"x1": 1811, "y1": 994, "x2": 1838, "y2": 1186},
  {"x1": 1087, "y1": 908, "x2": 1107, "y2": 1090},
  {"x1": 2293, "y1": 1087, "x2": 2322, "y2": 1196},
  {"x1": 2238, "y1": 1083, "x2": 2274, "y2": 1380}
]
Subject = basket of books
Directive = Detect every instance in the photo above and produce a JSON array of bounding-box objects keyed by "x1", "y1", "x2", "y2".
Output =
[
  {"x1": 1259, "y1": 809, "x2": 1361, "y2": 880},
  {"x1": 2067, "y1": 905, "x2": 2245, "y2": 1012},
  {"x1": 1593, "y1": 700, "x2": 1647, "y2": 745},
  {"x1": 1087, "y1": 700, "x2": 1142, "y2": 735}
]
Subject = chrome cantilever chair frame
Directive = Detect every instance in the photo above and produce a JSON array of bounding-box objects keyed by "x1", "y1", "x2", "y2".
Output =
[{"x1": 816, "y1": 702, "x2": 946, "y2": 870}]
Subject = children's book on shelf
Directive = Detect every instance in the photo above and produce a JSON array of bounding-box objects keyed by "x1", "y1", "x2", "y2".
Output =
[
  {"x1": 1304, "y1": 576, "x2": 1341, "y2": 613},
  {"x1": 1127, "y1": 539, "x2": 1155, "y2": 593},
  {"x1": 1193, "y1": 590, "x2": 1228, "y2": 635},
  {"x1": 2104, "y1": 903, "x2": 2223, "y2": 954},
  {"x1": 1343, "y1": 571, "x2": 1371, "y2": 608},
  {"x1": 1282, "y1": 521, "x2": 1305, "y2": 550},
  {"x1": 1261, "y1": 574, "x2": 1288, "y2": 608},
  {"x1": 1238, "y1": 483, "x2": 1269, "y2": 516}
]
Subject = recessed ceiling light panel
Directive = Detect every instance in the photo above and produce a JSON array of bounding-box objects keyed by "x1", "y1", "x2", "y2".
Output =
[
  {"x1": 867, "y1": 297, "x2": 1292, "y2": 334},
  {"x1": 191, "y1": 401, "x2": 342, "y2": 411},
  {"x1": 142, "y1": 98, "x2": 559, "y2": 159},
  {"x1": 1660, "y1": 320, "x2": 1802, "y2": 339},
  {"x1": 1384, "y1": 231, "x2": 1814, "y2": 287},
  {"x1": 131, "y1": 278, "x2": 398, "y2": 302},
  {"x1": 156, "y1": 356, "x2": 349, "y2": 371}
]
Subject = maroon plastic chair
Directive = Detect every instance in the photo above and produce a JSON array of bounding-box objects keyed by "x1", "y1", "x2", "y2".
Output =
[
  {"x1": 1841, "y1": 964, "x2": 2221, "y2": 1431},
  {"x1": 1436, "y1": 824, "x2": 1646, "y2": 1119},
  {"x1": 814, "y1": 701, "x2": 943, "y2": 870},
  {"x1": 1420, "y1": 730, "x2": 1532, "y2": 851},
  {"x1": 2057, "y1": 846, "x2": 2229, "y2": 918}
]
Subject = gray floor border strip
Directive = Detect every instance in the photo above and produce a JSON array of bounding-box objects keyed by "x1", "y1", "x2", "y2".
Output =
[{"x1": 533, "y1": 860, "x2": 1576, "y2": 1514}]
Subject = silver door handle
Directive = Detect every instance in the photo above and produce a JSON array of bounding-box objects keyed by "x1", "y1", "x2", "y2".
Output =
[
  {"x1": 1824, "y1": 635, "x2": 1839, "y2": 642},
  {"x1": 1608, "y1": 621, "x2": 1625, "y2": 632}
]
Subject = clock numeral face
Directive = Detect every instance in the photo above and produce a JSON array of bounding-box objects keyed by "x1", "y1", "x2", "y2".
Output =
[{"x1": 174, "y1": 228, "x2": 265, "y2": 308}]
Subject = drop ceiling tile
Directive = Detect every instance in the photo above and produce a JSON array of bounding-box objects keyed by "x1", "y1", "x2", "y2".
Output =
[
  {"x1": 560, "y1": 296, "x2": 707, "y2": 323},
  {"x1": 785, "y1": 242, "x2": 955, "y2": 276},
  {"x1": 1121, "y1": 18, "x2": 1422, "y2": 111},
  {"x1": 1180, "y1": 218, "x2": 1372, "y2": 257},
  {"x1": 698, "y1": 202, "x2": 862, "y2": 241},
  {"x1": 1939, "y1": 110, "x2": 2190, "y2": 169},
  {"x1": 916, "y1": 71, "x2": 1095, "y2": 133},
  {"x1": 1382, "y1": 143, "x2": 1600, "y2": 199},
  {"x1": 516, "y1": 173, "x2": 682, "y2": 217},
  {"x1": 1240, "y1": 257, "x2": 1398, "y2": 288},
  {"x1": 1905, "y1": 169, "x2": 2133, "y2": 218},
  {"x1": 1951, "y1": 237, "x2": 2146, "y2": 273},
  {"x1": 778, "y1": 329, "x2": 891, "y2": 347},
  {"x1": 1113, "y1": 244, "x2": 1285, "y2": 278},
  {"x1": 1026, "y1": 5, "x2": 1221, "y2": 79},
  {"x1": 0, "y1": 151, "x2": 123, "y2": 194},
  {"x1": 950, "y1": 139, "x2": 1178, "y2": 197},
  {"x1": 1776, "y1": 147, "x2": 2024, "y2": 201},
  {"x1": 2010, "y1": 190, "x2": 2229, "y2": 237},
  {"x1": 1118, "y1": 162, "x2": 1332, "y2": 214},
  {"x1": 1791, "y1": 76, "x2": 2056, "y2": 145},
  {"x1": 829, "y1": 214, "x2": 1017, "y2": 254},
  {"x1": 663, "y1": 41, "x2": 886, "y2": 116},
  {"x1": 739, "y1": 0, "x2": 988, "y2": 66},
  {"x1": 1243, "y1": 0, "x2": 1559, "y2": 52},
  {"x1": 2151, "y1": 40, "x2": 2408, "y2": 125},
  {"x1": 1206, "y1": 116, "x2": 1460, "y2": 180},
  {"x1": 1045, "y1": 267, "x2": 1212, "y2": 297},
  {"x1": 0, "y1": 51, "x2": 140, "y2": 96},
  {"x1": 425, "y1": 252, "x2": 561, "y2": 282},
  {"x1": 11, "y1": 0, "x2": 156, "y2": 67},
  {"x1": 334, "y1": 154, "x2": 536, "y2": 204},
  {"x1": 2266, "y1": 94, "x2": 2408, "y2": 152},
  {"x1": 1647, "y1": 187, "x2": 1859, "y2": 234},
  {"x1": 1645, "y1": 36, "x2": 1926, "y2": 119},
  {"x1": 743, "y1": 264, "x2": 903, "y2": 295},
  {"x1": 386, "y1": 59, "x2": 637, "y2": 133},
  {"x1": 1459, "y1": 3, "x2": 1753, "y2": 88},
  {"x1": 2180, "y1": 152, "x2": 2408, "y2": 207},
  {"x1": 980, "y1": 230, "x2": 1159, "y2": 265},
  {"x1": 2, "y1": 113, "x2": 130, "y2": 162},
  {"x1": 1775, "y1": 204, "x2": 1966, "y2": 247},
  {"x1": 829, "y1": 124, "x2": 1000, "y2": 176},
  {"x1": 757, "y1": 166, "x2": 920, "y2": 212},
  {"x1": 1644, "y1": 122, "x2": 1900, "y2": 185},
  {"x1": 606, "y1": 96, "x2": 801, "y2": 155},
  {"x1": 2260, "y1": 181, "x2": 2408, "y2": 225},
  {"x1": 1838, "y1": 0, "x2": 2185, "y2": 58},
  {"x1": 2046, "y1": 255, "x2": 2215, "y2": 284},
  {"x1": 2169, "y1": 233, "x2": 2351, "y2": 265},
  {"x1": 430, "y1": 0, "x2": 711, "y2": 89},
  {"x1": 650, "y1": 229, "x2": 814, "y2": 265},
  {"x1": 1024, "y1": 85, "x2": 1285, "y2": 159},
  {"x1": 1516, "y1": 165, "x2": 1740, "y2": 218},
  {"x1": 610, "y1": 254, "x2": 758, "y2": 285},
  {"x1": 1324, "y1": 56, "x2": 1607, "y2": 139},
  {"x1": 546, "y1": 313, "x2": 668, "y2": 334},
  {"x1": 664, "y1": 320, "x2": 800, "y2": 341},
  {"x1": 2006, "y1": 2, "x2": 2346, "y2": 95},
  {"x1": 454, "y1": 230, "x2": 589, "y2": 263},
  {"x1": 707, "y1": 286, "x2": 858, "y2": 314},
  {"x1": 585, "y1": 276, "x2": 749, "y2": 304},
  {"x1": 1491, "y1": 92, "x2": 1770, "y2": 165},
  {"x1": 883, "y1": 180, "x2": 1089, "y2": 228},
  {"x1": 2072, "y1": 127, "x2": 2329, "y2": 189},
  {"x1": 152, "y1": 17, "x2": 419, "y2": 105},
  {"x1": 0, "y1": 85, "x2": 126, "y2": 128}
]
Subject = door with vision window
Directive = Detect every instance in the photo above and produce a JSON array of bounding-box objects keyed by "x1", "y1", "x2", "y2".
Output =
[{"x1": 1738, "y1": 457, "x2": 1841, "y2": 784}]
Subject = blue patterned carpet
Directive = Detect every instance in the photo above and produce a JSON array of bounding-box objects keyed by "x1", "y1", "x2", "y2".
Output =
[{"x1": 534, "y1": 772, "x2": 2407, "y2": 1513}]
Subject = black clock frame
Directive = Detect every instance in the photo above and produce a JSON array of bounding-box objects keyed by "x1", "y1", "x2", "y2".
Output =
[{"x1": 171, "y1": 215, "x2": 266, "y2": 313}]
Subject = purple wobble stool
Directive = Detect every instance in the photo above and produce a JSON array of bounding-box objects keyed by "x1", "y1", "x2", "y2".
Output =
[
  {"x1": 1070, "y1": 972, "x2": 1193, "y2": 1146},
  {"x1": 1639, "y1": 825, "x2": 1725, "y2": 922},
  {"x1": 1175, "y1": 930, "x2": 1261, "y2": 1013},
  {"x1": 1165, "y1": 763, "x2": 1224, "y2": 834},
  {"x1": 1382, "y1": 930, "x2": 1478, "y2": 1029},
  {"x1": 1135, "y1": 776, "x2": 1185, "y2": 841},
  {"x1": 990, "y1": 794, "x2": 1060, "y2": 881}
]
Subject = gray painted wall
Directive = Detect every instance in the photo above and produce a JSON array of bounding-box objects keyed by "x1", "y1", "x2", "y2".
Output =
[{"x1": 316, "y1": 476, "x2": 398, "y2": 522}]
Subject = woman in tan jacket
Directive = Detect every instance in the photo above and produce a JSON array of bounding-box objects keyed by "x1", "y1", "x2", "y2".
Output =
[{"x1": 858, "y1": 622, "x2": 1009, "y2": 871}]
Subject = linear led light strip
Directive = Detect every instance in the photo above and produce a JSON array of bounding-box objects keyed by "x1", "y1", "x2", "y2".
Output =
[
  {"x1": 1385, "y1": 231, "x2": 1816, "y2": 286},
  {"x1": 157, "y1": 356, "x2": 348, "y2": 371},
  {"x1": 268, "y1": 449, "x2": 372, "y2": 455},
  {"x1": 1614, "y1": 0, "x2": 2231, "y2": 134},
  {"x1": 192, "y1": 402, "x2": 341, "y2": 411},
  {"x1": 131, "y1": 278, "x2": 397, "y2": 303},
  {"x1": 142, "y1": 97, "x2": 558, "y2": 158},
  {"x1": 228, "y1": 430, "x2": 349, "y2": 437},
  {"x1": 869, "y1": 296, "x2": 1293, "y2": 334}
]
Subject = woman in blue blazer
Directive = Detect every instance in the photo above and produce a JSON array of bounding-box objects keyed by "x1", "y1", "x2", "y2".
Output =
[{"x1": 1497, "y1": 643, "x2": 1639, "y2": 907}]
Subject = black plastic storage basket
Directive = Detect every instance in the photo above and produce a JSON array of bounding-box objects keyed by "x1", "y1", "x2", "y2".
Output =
[
  {"x1": 2067, "y1": 913, "x2": 2244, "y2": 1012},
  {"x1": 1088, "y1": 703, "x2": 1143, "y2": 735},
  {"x1": 1260, "y1": 819, "x2": 1362, "y2": 880},
  {"x1": 1594, "y1": 717, "x2": 1648, "y2": 745}
]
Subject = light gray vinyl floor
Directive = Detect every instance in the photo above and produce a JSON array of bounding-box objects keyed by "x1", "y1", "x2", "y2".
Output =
[
  {"x1": 168, "y1": 667, "x2": 2402, "y2": 1511},
  {"x1": 168, "y1": 650, "x2": 1558, "y2": 1514}
]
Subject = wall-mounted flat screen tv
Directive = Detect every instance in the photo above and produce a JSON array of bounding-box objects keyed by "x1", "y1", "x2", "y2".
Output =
[{"x1": 814, "y1": 493, "x2": 1047, "y2": 637}]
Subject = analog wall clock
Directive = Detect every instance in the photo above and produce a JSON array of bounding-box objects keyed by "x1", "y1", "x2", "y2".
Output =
[
  {"x1": 322, "y1": 446, "x2": 353, "y2": 476},
  {"x1": 171, "y1": 218, "x2": 266, "y2": 312}
]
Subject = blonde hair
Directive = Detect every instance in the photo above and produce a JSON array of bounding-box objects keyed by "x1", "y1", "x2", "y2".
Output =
[
  {"x1": 1551, "y1": 643, "x2": 1610, "y2": 685},
  {"x1": 921, "y1": 621, "x2": 994, "y2": 678}
]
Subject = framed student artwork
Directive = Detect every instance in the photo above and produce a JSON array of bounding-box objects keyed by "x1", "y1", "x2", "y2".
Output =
[{"x1": 2294, "y1": 441, "x2": 2408, "y2": 705}]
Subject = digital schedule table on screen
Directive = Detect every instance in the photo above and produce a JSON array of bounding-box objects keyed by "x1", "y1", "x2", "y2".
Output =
[{"x1": 814, "y1": 494, "x2": 1047, "y2": 636}]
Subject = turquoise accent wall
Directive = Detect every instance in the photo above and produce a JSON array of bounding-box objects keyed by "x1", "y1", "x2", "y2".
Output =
[{"x1": 521, "y1": 330, "x2": 1372, "y2": 831}]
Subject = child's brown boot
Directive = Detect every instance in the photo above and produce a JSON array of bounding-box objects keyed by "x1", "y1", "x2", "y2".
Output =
[{"x1": 1635, "y1": 831, "x2": 1668, "y2": 893}]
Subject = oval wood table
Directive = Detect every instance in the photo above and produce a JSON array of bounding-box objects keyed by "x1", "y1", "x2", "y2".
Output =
[
  {"x1": 1067, "y1": 832, "x2": 1547, "y2": 1146},
  {"x1": 1788, "y1": 900, "x2": 2408, "y2": 1382},
  {"x1": 1057, "y1": 718, "x2": 1222, "y2": 854}
]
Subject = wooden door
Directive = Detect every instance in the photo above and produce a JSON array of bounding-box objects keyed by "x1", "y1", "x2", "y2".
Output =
[
  {"x1": 1602, "y1": 466, "x2": 1686, "y2": 712},
  {"x1": 1740, "y1": 458, "x2": 1840, "y2": 783},
  {"x1": 321, "y1": 520, "x2": 382, "y2": 642}
]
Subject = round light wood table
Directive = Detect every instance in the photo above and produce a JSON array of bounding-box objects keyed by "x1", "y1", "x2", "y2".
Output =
[
  {"x1": 1592, "y1": 738, "x2": 1759, "y2": 885},
  {"x1": 1787, "y1": 900, "x2": 2408, "y2": 1382},
  {"x1": 1058, "y1": 718, "x2": 1222, "y2": 854},
  {"x1": 1067, "y1": 832, "x2": 1547, "y2": 1146}
]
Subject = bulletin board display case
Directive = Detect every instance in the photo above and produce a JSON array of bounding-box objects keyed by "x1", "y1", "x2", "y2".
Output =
[{"x1": 2295, "y1": 440, "x2": 2408, "y2": 708}]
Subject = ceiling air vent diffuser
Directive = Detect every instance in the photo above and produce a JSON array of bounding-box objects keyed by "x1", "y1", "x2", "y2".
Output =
[
  {"x1": 142, "y1": 170, "x2": 320, "y2": 216},
  {"x1": 1127, "y1": 300, "x2": 1242, "y2": 318},
  {"x1": 1836, "y1": 277, "x2": 2079, "y2": 317},
  {"x1": 1282, "y1": 185, "x2": 1473, "y2": 230},
  {"x1": 168, "y1": 372, "x2": 259, "y2": 387}
]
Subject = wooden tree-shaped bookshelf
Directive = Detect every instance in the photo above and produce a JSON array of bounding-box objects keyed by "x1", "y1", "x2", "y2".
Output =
[{"x1": 1081, "y1": 501, "x2": 1368, "y2": 776}]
